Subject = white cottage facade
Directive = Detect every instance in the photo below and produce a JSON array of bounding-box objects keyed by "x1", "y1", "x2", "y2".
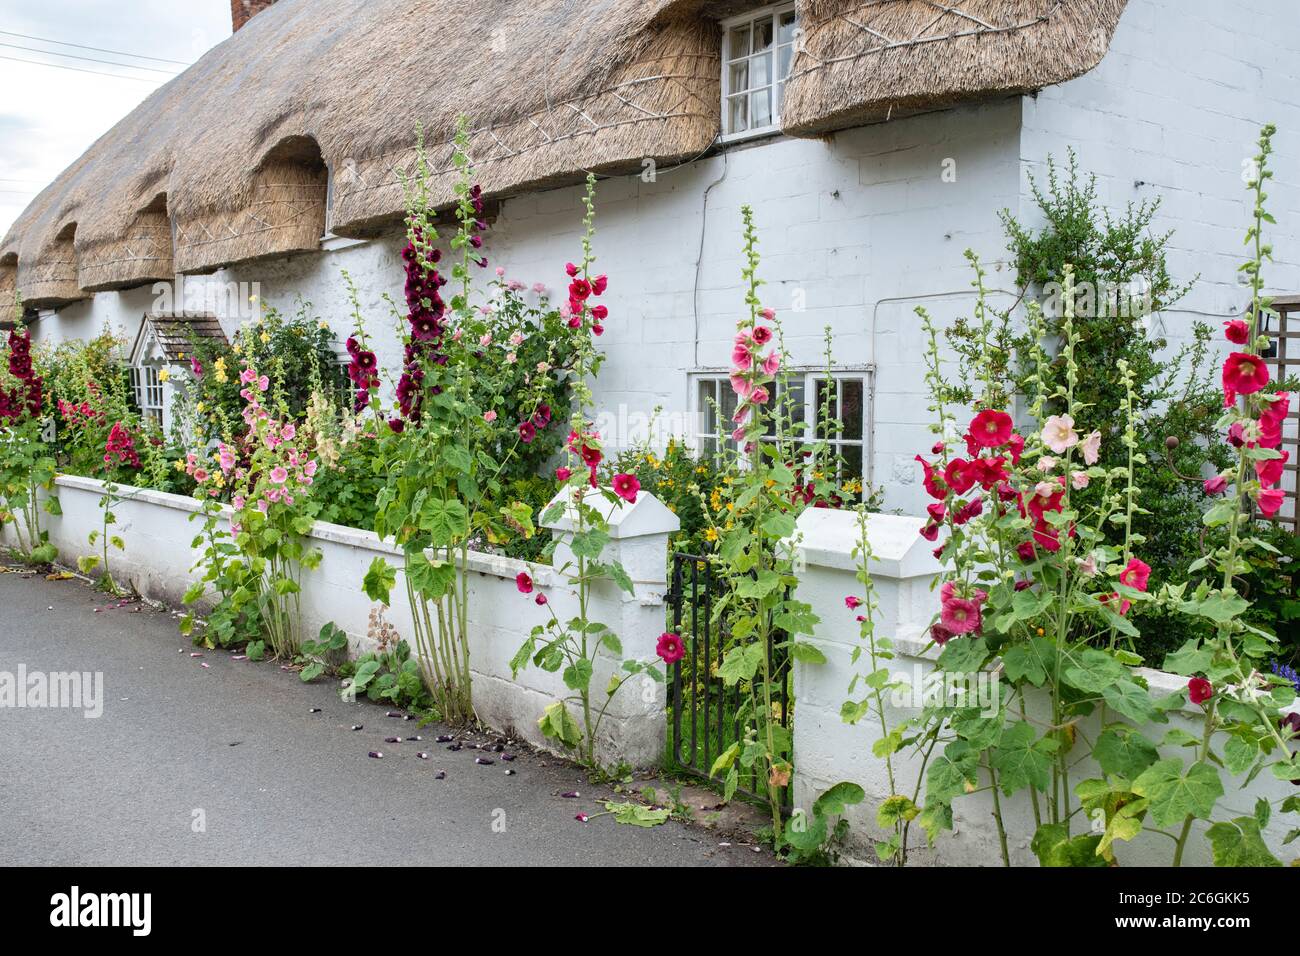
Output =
[{"x1": 10, "y1": 0, "x2": 1300, "y2": 517}]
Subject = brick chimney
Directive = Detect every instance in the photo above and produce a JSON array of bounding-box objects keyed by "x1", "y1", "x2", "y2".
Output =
[{"x1": 231, "y1": 0, "x2": 279, "y2": 32}]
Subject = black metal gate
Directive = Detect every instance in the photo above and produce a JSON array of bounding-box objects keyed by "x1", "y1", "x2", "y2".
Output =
[{"x1": 665, "y1": 550, "x2": 792, "y2": 810}]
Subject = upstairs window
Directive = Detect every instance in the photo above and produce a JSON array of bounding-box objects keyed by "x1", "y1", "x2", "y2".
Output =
[
  {"x1": 721, "y1": 3, "x2": 798, "y2": 140},
  {"x1": 130, "y1": 364, "x2": 165, "y2": 425}
]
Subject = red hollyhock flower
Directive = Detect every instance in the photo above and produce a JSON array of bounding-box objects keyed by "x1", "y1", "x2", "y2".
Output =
[
  {"x1": 1223, "y1": 319, "x2": 1250, "y2": 344},
  {"x1": 1007, "y1": 432, "x2": 1025, "y2": 465},
  {"x1": 953, "y1": 497, "x2": 983, "y2": 525},
  {"x1": 1258, "y1": 486, "x2": 1286, "y2": 517},
  {"x1": 565, "y1": 262, "x2": 579, "y2": 277},
  {"x1": 1188, "y1": 677, "x2": 1213, "y2": 705},
  {"x1": 590, "y1": 305, "x2": 608, "y2": 320},
  {"x1": 656, "y1": 631, "x2": 685, "y2": 664},
  {"x1": 1203, "y1": 475, "x2": 1228, "y2": 496},
  {"x1": 1222, "y1": 351, "x2": 1270, "y2": 396},
  {"x1": 518, "y1": 421, "x2": 537, "y2": 444},
  {"x1": 555, "y1": 466, "x2": 572, "y2": 482},
  {"x1": 515, "y1": 572, "x2": 533, "y2": 594},
  {"x1": 1099, "y1": 592, "x2": 1132, "y2": 616},
  {"x1": 1256, "y1": 449, "x2": 1289, "y2": 487},
  {"x1": 752, "y1": 325, "x2": 773, "y2": 345},
  {"x1": 580, "y1": 444, "x2": 602, "y2": 468},
  {"x1": 569, "y1": 278, "x2": 592, "y2": 300},
  {"x1": 968, "y1": 409, "x2": 1013, "y2": 448},
  {"x1": 535, "y1": 593, "x2": 548, "y2": 606},
  {"x1": 942, "y1": 458, "x2": 978, "y2": 495},
  {"x1": 919, "y1": 521, "x2": 940, "y2": 541},
  {"x1": 611, "y1": 472, "x2": 640, "y2": 503},
  {"x1": 915, "y1": 455, "x2": 946, "y2": 500},
  {"x1": 1016, "y1": 541, "x2": 1037, "y2": 562},
  {"x1": 591, "y1": 274, "x2": 608, "y2": 295},
  {"x1": 930, "y1": 623, "x2": 954, "y2": 646},
  {"x1": 1118, "y1": 557, "x2": 1151, "y2": 592},
  {"x1": 844, "y1": 596, "x2": 862, "y2": 610}
]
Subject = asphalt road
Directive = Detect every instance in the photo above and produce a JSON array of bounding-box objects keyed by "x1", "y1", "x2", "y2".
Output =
[{"x1": 0, "y1": 569, "x2": 773, "y2": 867}]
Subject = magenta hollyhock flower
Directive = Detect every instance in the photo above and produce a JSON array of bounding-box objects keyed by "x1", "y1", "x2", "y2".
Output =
[
  {"x1": 930, "y1": 622, "x2": 954, "y2": 646},
  {"x1": 1118, "y1": 557, "x2": 1151, "y2": 592},
  {"x1": 535, "y1": 593, "x2": 548, "y2": 606},
  {"x1": 844, "y1": 596, "x2": 862, "y2": 610},
  {"x1": 1203, "y1": 474, "x2": 1228, "y2": 496},
  {"x1": 1223, "y1": 319, "x2": 1250, "y2": 344},
  {"x1": 556, "y1": 466, "x2": 572, "y2": 482},
  {"x1": 1222, "y1": 351, "x2": 1270, "y2": 396},
  {"x1": 730, "y1": 373, "x2": 752, "y2": 399},
  {"x1": 1188, "y1": 676, "x2": 1213, "y2": 705},
  {"x1": 656, "y1": 631, "x2": 685, "y2": 664},
  {"x1": 968, "y1": 409, "x2": 1013, "y2": 448},
  {"x1": 515, "y1": 572, "x2": 533, "y2": 594},
  {"x1": 731, "y1": 343, "x2": 753, "y2": 370},
  {"x1": 612, "y1": 472, "x2": 640, "y2": 503},
  {"x1": 752, "y1": 324, "x2": 773, "y2": 345},
  {"x1": 1258, "y1": 486, "x2": 1286, "y2": 517},
  {"x1": 518, "y1": 421, "x2": 537, "y2": 444},
  {"x1": 940, "y1": 597, "x2": 981, "y2": 634},
  {"x1": 1256, "y1": 449, "x2": 1288, "y2": 487},
  {"x1": 591, "y1": 274, "x2": 608, "y2": 295}
]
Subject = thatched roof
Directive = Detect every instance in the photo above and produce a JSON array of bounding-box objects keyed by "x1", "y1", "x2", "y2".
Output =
[
  {"x1": 781, "y1": 0, "x2": 1128, "y2": 134},
  {"x1": 1, "y1": 0, "x2": 1126, "y2": 307}
]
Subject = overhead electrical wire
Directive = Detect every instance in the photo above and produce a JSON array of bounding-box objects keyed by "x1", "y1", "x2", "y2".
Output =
[
  {"x1": 0, "y1": 53, "x2": 164, "y2": 83},
  {"x1": 0, "y1": 29, "x2": 190, "y2": 65},
  {"x1": 0, "y1": 42, "x2": 180, "y2": 76}
]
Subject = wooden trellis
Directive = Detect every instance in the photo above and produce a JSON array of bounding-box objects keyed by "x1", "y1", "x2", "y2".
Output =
[{"x1": 1263, "y1": 293, "x2": 1300, "y2": 532}]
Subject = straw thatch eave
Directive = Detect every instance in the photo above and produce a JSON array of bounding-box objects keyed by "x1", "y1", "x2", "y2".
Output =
[{"x1": 780, "y1": 0, "x2": 1128, "y2": 136}]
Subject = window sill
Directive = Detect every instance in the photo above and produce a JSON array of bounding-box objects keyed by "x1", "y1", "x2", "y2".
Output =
[{"x1": 718, "y1": 126, "x2": 784, "y2": 147}]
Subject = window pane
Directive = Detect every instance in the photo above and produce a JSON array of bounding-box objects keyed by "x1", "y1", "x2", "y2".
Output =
[
  {"x1": 842, "y1": 379, "x2": 864, "y2": 441},
  {"x1": 728, "y1": 60, "x2": 749, "y2": 94},
  {"x1": 727, "y1": 94, "x2": 748, "y2": 132},
  {"x1": 698, "y1": 378, "x2": 717, "y2": 438},
  {"x1": 840, "y1": 444, "x2": 863, "y2": 482},
  {"x1": 750, "y1": 88, "x2": 772, "y2": 128},
  {"x1": 750, "y1": 51, "x2": 772, "y2": 88},
  {"x1": 778, "y1": 43, "x2": 793, "y2": 82},
  {"x1": 779, "y1": 11, "x2": 798, "y2": 45},
  {"x1": 719, "y1": 380, "x2": 738, "y2": 432},
  {"x1": 815, "y1": 377, "x2": 837, "y2": 439},
  {"x1": 753, "y1": 16, "x2": 774, "y2": 52},
  {"x1": 728, "y1": 25, "x2": 751, "y2": 58}
]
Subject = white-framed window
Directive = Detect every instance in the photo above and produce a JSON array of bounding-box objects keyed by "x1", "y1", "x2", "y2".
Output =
[
  {"x1": 694, "y1": 369, "x2": 869, "y2": 484},
  {"x1": 130, "y1": 364, "x2": 165, "y2": 425},
  {"x1": 721, "y1": 3, "x2": 799, "y2": 140}
]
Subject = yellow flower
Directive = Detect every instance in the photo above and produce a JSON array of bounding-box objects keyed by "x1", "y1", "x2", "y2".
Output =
[
  {"x1": 260, "y1": 332, "x2": 271, "y2": 344},
  {"x1": 318, "y1": 321, "x2": 328, "y2": 330},
  {"x1": 158, "y1": 368, "x2": 170, "y2": 382},
  {"x1": 195, "y1": 402, "x2": 205, "y2": 413},
  {"x1": 695, "y1": 466, "x2": 707, "y2": 475},
  {"x1": 173, "y1": 460, "x2": 185, "y2": 472},
  {"x1": 704, "y1": 527, "x2": 719, "y2": 542}
]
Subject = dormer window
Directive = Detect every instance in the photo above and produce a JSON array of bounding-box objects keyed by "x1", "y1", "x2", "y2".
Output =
[{"x1": 721, "y1": 3, "x2": 798, "y2": 140}]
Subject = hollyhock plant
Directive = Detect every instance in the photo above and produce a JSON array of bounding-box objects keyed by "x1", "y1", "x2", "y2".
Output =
[
  {"x1": 512, "y1": 172, "x2": 668, "y2": 769},
  {"x1": 0, "y1": 328, "x2": 58, "y2": 563}
]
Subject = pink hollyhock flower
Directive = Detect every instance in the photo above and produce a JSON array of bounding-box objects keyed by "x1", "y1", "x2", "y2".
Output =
[
  {"x1": 731, "y1": 426, "x2": 746, "y2": 442},
  {"x1": 281, "y1": 423, "x2": 296, "y2": 441},
  {"x1": 1080, "y1": 430, "x2": 1101, "y2": 465},
  {"x1": 193, "y1": 468, "x2": 209, "y2": 483},
  {"x1": 556, "y1": 466, "x2": 572, "y2": 482},
  {"x1": 750, "y1": 386, "x2": 770, "y2": 405},
  {"x1": 218, "y1": 447, "x2": 236, "y2": 473},
  {"x1": 532, "y1": 282, "x2": 546, "y2": 294},
  {"x1": 1099, "y1": 592, "x2": 1131, "y2": 616},
  {"x1": 1188, "y1": 676, "x2": 1213, "y2": 705},
  {"x1": 656, "y1": 631, "x2": 685, "y2": 664},
  {"x1": 1203, "y1": 474, "x2": 1228, "y2": 496},
  {"x1": 1223, "y1": 319, "x2": 1250, "y2": 344},
  {"x1": 759, "y1": 308, "x2": 775, "y2": 321},
  {"x1": 930, "y1": 623, "x2": 955, "y2": 646},
  {"x1": 535, "y1": 593, "x2": 548, "y2": 606},
  {"x1": 303, "y1": 460, "x2": 317, "y2": 478},
  {"x1": 731, "y1": 343, "x2": 753, "y2": 370},
  {"x1": 515, "y1": 572, "x2": 533, "y2": 594},
  {"x1": 483, "y1": 410, "x2": 498, "y2": 423},
  {"x1": 1071, "y1": 471, "x2": 1090, "y2": 490},
  {"x1": 1119, "y1": 557, "x2": 1151, "y2": 592},
  {"x1": 257, "y1": 500, "x2": 269, "y2": 514},
  {"x1": 1041, "y1": 414, "x2": 1079, "y2": 454},
  {"x1": 240, "y1": 368, "x2": 257, "y2": 385},
  {"x1": 1222, "y1": 352, "x2": 1270, "y2": 396},
  {"x1": 753, "y1": 324, "x2": 773, "y2": 344},
  {"x1": 968, "y1": 409, "x2": 1013, "y2": 448},
  {"x1": 233, "y1": 495, "x2": 246, "y2": 510},
  {"x1": 1258, "y1": 486, "x2": 1286, "y2": 517},
  {"x1": 730, "y1": 373, "x2": 752, "y2": 399},
  {"x1": 1078, "y1": 553, "x2": 1098, "y2": 577},
  {"x1": 611, "y1": 473, "x2": 640, "y2": 503},
  {"x1": 257, "y1": 375, "x2": 270, "y2": 392},
  {"x1": 1256, "y1": 449, "x2": 1289, "y2": 487},
  {"x1": 1038, "y1": 456, "x2": 1057, "y2": 473},
  {"x1": 270, "y1": 466, "x2": 288, "y2": 485},
  {"x1": 940, "y1": 597, "x2": 982, "y2": 635},
  {"x1": 845, "y1": 596, "x2": 862, "y2": 610},
  {"x1": 509, "y1": 331, "x2": 525, "y2": 347},
  {"x1": 761, "y1": 352, "x2": 780, "y2": 376}
]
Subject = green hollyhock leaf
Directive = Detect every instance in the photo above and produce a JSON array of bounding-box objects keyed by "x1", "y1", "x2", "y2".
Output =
[
  {"x1": 1162, "y1": 639, "x2": 1213, "y2": 676},
  {"x1": 1223, "y1": 734, "x2": 1259, "y2": 776},
  {"x1": 1094, "y1": 724, "x2": 1159, "y2": 778},
  {"x1": 813, "y1": 781, "x2": 865, "y2": 817},
  {"x1": 1030, "y1": 822, "x2": 1107, "y2": 867},
  {"x1": 1205, "y1": 817, "x2": 1282, "y2": 867},
  {"x1": 927, "y1": 740, "x2": 979, "y2": 803},
  {"x1": 1102, "y1": 680, "x2": 1164, "y2": 724},
  {"x1": 362, "y1": 557, "x2": 396, "y2": 604},
  {"x1": 604, "y1": 801, "x2": 671, "y2": 828},
  {"x1": 1064, "y1": 648, "x2": 1128, "y2": 694},
  {"x1": 538, "y1": 701, "x2": 582, "y2": 748},
  {"x1": 1002, "y1": 635, "x2": 1055, "y2": 686},
  {"x1": 1132, "y1": 759, "x2": 1223, "y2": 828},
  {"x1": 991, "y1": 720, "x2": 1054, "y2": 795},
  {"x1": 937, "y1": 636, "x2": 988, "y2": 673},
  {"x1": 876, "y1": 795, "x2": 920, "y2": 828}
]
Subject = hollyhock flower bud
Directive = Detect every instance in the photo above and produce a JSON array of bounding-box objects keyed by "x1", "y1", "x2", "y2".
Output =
[
  {"x1": 844, "y1": 596, "x2": 862, "y2": 610},
  {"x1": 930, "y1": 623, "x2": 954, "y2": 646},
  {"x1": 556, "y1": 466, "x2": 572, "y2": 482},
  {"x1": 516, "y1": 572, "x2": 533, "y2": 594},
  {"x1": 1223, "y1": 319, "x2": 1250, "y2": 344},
  {"x1": 1203, "y1": 474, "x2": 1228, "y2": 495}
]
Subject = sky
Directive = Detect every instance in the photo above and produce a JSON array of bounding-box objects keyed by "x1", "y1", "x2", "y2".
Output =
[{"x1": 0, "y1": 0, "x2": 231, "y2": 235}]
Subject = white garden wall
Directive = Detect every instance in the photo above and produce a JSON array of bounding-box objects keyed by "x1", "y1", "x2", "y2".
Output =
[
  {"x1": 789, "y1": 507, "x2": 1300, "y2": 868},
  {"x1": 0, "y1": 476, "x2": 677, "y2": 767}
]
